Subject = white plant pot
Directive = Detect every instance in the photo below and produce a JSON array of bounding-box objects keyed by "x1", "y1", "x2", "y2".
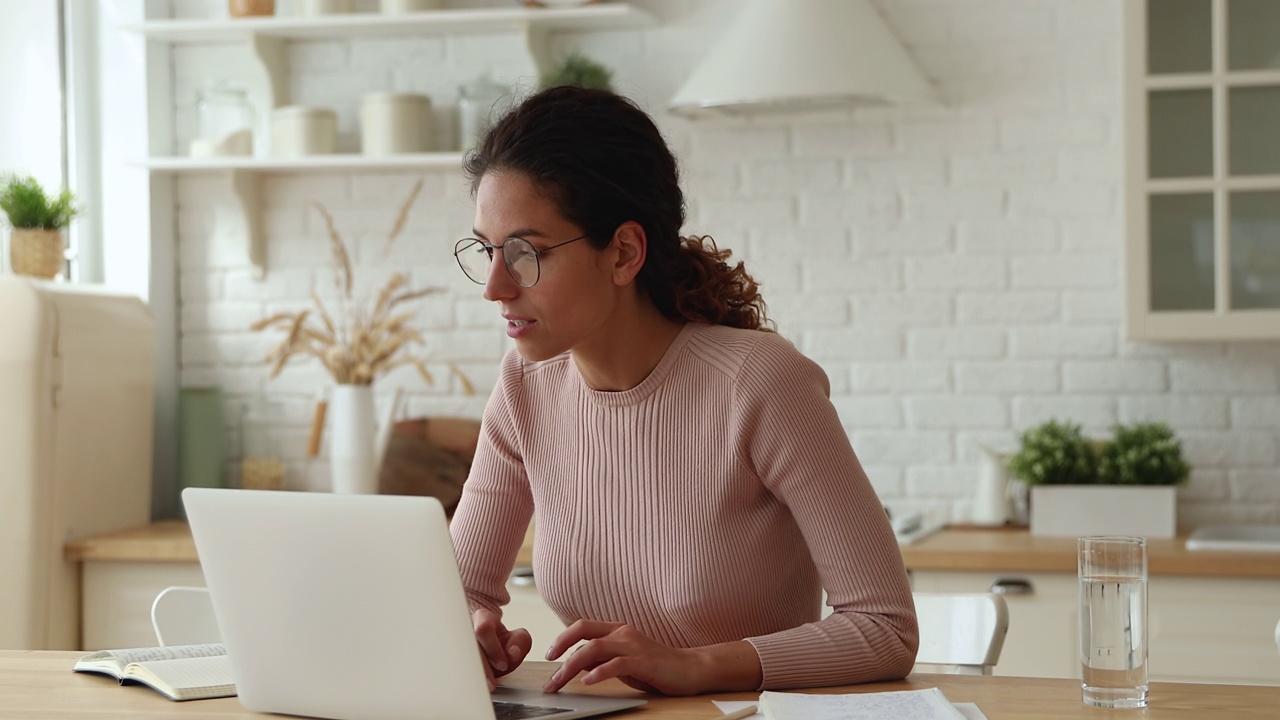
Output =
[
  {"x1": 1030, "y1": 485, "x2": 1177, "y2": 539},
  {"x1": 329, "y1": 384, "x2": 377, "y2": 494}
]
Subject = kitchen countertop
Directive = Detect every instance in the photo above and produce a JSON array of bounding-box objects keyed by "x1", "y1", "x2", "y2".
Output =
[
  {"x1": 66, "y1": 522, "x2": 1280, "y2": 579},
  {"x1": 903, "y1": 525, "x2": 1280, "y2": 579},
  {"x1": 64, "y1": 518, "x2": 538, "y2": 569}
]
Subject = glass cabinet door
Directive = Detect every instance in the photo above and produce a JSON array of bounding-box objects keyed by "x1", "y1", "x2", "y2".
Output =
[
  {"x1": 1227, "y1": 0, "x2": 1280, "y2": 70},
  {"x1": 1150, "y1": 194, "x2": 1216, "y2": 311},
  {"x1": 1229, "y1": 190, "x2": 1280, "y2": 310},
  {"x1": 1149, "y1": 90, "x2": 1213, "y2": 178},
  {"x1": 1148, "y1": 0, "x2": 1211, "y2": 74},
  {"x1": 1126, "y1": 0, "x2": 1280, "y2": 339}
]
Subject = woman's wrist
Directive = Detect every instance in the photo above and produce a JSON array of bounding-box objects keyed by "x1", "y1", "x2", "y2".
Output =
[{"x1": 687, "y1": 640, "x2": 763, "y2": 693}]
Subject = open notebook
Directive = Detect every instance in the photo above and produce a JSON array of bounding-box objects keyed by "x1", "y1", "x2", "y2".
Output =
[{"x1": 72, "y1": 643, "x2": 233, "y2": 701}]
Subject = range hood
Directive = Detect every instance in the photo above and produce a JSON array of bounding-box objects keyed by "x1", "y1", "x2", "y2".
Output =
[{"x1": 669, "y1": 0, "x2": 938, "y2": 118}]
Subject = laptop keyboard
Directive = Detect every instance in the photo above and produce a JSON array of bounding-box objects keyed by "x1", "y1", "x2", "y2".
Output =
[{"x1": 492, "y1": 700, "x2": 575, "y2": 719}]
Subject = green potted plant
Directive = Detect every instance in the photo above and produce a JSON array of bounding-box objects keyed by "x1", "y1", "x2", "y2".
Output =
[
  {"x1": 0, "y1": 174, "x2": 80, "y2": 279},
  {"x1": 1097, "y1": 421, "x2": 1191, "y2": 486},
  {"x1": 1009, "y1": 419, "x2": 1188, "y2": 538},
  {"x1": 1007, "y1": 419, "x2": 1097, "y2": 487},
  {"x1": 538, "y1": 51, "x2": 614, "y2": 92}
]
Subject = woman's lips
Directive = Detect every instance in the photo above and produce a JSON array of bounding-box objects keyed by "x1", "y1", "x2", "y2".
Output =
[{"x1": 506, "y1": 317, "x2": 535, "y2": 339}]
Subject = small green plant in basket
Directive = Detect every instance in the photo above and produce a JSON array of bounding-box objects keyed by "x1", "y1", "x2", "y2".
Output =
[
  {"x1": 1007, "y1": 419, "x2": 1098, "y2": 486},
  {"x1": 0, "y1": 174, "x2": 79, "y2": 230},
  {"x1": 1096, "y1": 421, "x2": 1190, "y2": 486}
]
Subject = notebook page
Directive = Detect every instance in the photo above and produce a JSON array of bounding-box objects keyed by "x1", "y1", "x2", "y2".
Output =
[
  {"x1": 760, "y1": 687, "x2": 968, "y2": 720},
  {"x1": 719, "y1": 695, "x2": 986, "y2": 720},
  {"x1": 132, "y1": 655, "x2": 235, "y2": 695},
  {"x1": 97, "y1": 643, "x2": 226, "y2": 665}
]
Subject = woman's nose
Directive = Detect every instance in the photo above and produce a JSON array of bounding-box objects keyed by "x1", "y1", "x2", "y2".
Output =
[{"x1": 482, "y1": 254, "x2": 517, "y2": 302}]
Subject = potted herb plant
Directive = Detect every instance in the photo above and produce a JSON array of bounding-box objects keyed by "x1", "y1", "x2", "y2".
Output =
[
  {"x1": 0, "y1": 174, "x2": 79, "y2": 279},
  {"x1": 538, "y1": 51, "x2": 614, "y2": 92},
  {"x1": 1009, "y1": 419, "x2": 1189, "y2": 538}
]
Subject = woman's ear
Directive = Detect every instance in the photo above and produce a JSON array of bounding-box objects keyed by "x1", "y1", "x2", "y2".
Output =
[{"x1": 609, "y1": 221, "x2": 647, "y2": 286}]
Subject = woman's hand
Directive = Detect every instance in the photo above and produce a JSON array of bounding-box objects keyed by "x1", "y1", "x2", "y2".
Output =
[
  {"x1": 471, "y1": 607, "x2": 533, "y2": 691},
  {"x1": 542, "y1": 619, "x2": 761, "y2": 696}
]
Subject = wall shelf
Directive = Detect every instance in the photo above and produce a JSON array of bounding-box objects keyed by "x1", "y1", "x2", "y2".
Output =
[
  {"x1": 139, "y1": 155, "x2": 465, "y2": 282},
  {"x1": 123, "y1": 5, "x2": 656, "y2": 43},
  {"x1": 130, "y1": 4, "x2": 656, "y2": 282},
  {"x1": 139, "y1": 152, "x2": 464, "y2": 174}
]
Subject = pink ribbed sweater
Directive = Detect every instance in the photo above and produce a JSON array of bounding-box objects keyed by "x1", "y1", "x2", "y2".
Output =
[{"x1": 449, "y1": 323, "x2": 918, "y2": 689}]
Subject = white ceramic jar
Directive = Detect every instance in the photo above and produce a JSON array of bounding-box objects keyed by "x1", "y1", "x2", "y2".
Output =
[
  {"x1": 270, "y1": 106, "x2": 337, "y2": 156},
  {"x1": 360, "y1": 92, "x2": 432, "y2": 155},
  {"x1": 457, "y1": 77, "x2": 510, "y2": 151},
  {"x1": 379, "y1": 0, "x2": 441, "y2": 13},
  {"x1": 299, "y1": 0, "x2": 352, "y2": 14}
]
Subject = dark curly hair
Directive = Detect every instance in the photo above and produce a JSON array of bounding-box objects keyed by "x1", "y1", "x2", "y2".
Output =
[{"x1": 462, "y1": 86, "x2": 772, "y2": 332}]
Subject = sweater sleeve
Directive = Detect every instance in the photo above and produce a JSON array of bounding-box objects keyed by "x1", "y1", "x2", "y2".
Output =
[
  {"x1": 449, "y1": 350, "x2": 535, "y2": 617},
  {"x1": 733, "y1": 336, "x2": 918, "y2": 689}
]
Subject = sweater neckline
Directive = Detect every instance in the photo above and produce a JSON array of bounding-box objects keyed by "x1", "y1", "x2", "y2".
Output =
[{"x1": 575, "y1": 323, "x2": 699, "y2": 407}]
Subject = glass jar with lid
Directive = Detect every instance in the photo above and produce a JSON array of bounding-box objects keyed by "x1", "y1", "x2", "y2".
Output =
[
  {"x1": 457, "y1": 76, "x2": 510, "y2": 151},
  {"x1": 191, "y1": 81, "x2": 255, "y2": 158},
  {"x1": 239, "y1": 397, "x2": 286, "y2": 491}
]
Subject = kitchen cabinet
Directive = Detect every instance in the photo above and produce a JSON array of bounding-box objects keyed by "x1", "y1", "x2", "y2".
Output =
[
  {"x1": 913, "y1": 569, "x2": 1280, "y2": 686},
  {"x1": 126, "y1": 3, "x2": 656, "y2": 278},
  {"x1": 67, "y1": 520, "x2": 564, "y2": 652},
  {"x1": 1123, "y1": 0, "x2": 1280, "y2": 340},
  {"x1": 77, "y1": 559, "x2": 561, "y2": 653},
  {"x1": 912, "y1": 570, "x2": 1079, "y2": 679},
  {"x1": 905, "y1": 527, "x2": 1280, "y2": 686},
  {"x1": 81, "y1": 561, "x2": 207, "y2": 650},
  {"x1": 74, "y1": 523, "x2": 1280, "y2": 685}
]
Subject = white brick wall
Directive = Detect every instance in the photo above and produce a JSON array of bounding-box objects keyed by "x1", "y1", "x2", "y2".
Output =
[{"x1": 163, "y1": 0, "x2": 1280, "y2": 523}]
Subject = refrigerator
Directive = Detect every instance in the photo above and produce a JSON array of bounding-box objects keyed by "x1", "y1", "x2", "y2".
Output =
[{"x1": 0, "y1": 276, "x2": 155, "y2": 650}]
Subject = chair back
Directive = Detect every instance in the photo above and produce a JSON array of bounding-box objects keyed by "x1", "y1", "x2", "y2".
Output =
[
  {"x1": 913, "y1": 592, "x2": 1009, "y2": 675},
  {"x1": 151, "y1": 586, "x2": 220, "y2": 646}
]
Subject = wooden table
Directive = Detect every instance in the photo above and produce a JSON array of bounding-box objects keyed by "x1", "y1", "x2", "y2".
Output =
[{"x1": 5, "y1": 652, "x2": 1280, "y2": 719}]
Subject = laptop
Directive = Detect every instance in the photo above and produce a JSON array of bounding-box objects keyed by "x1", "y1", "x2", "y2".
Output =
[{"x1": 182, "y1": 487, "x2": 646, "y2": 720}]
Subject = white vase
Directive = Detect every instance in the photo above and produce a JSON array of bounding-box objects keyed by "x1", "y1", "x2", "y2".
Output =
[{"x1": 329, "y1": 384, "x2": 377, "y2": 494}]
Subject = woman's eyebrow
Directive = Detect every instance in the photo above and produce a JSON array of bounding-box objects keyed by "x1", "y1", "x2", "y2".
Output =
[{"x1": 472, "y1": 227, "x2": 550, "y2": 241}]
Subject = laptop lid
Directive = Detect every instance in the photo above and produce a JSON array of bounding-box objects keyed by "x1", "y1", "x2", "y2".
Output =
[{"x1": 182, "y1": 488, "x2": 643, "y2": 720}]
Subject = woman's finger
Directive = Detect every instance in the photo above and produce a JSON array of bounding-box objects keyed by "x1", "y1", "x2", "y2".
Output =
[
  {"x1": 581, "y1": 655, "x2": 640, "y2": 686},
  {"x1": 543, "y1": 636, "x2": 621, "y2": 693},
  {"x1": 545, "y1": 619, "x2": 622, "y2": 660},
  {"x1": 498, "y1": 626, "x2": 533, "y2": 676},
  {"x1": 472, "y1": 609, "x2": 510, "y2": 672}
]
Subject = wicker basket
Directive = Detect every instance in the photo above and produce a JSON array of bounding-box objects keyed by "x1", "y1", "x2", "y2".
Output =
[{"x1": 9, "y1": 228, "x2": 65, "y2": 279}]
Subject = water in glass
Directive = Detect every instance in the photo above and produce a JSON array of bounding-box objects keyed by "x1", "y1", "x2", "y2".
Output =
[{"x1": 1080, "y1": 576, "x2": 1148, "y2": 707}]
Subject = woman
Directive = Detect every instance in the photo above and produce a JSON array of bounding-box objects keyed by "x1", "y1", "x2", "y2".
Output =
[{"x1": 448, "y1": 85, "x2": 916, "y2": 696}]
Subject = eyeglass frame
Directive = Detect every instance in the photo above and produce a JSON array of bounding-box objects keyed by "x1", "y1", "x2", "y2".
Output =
[{"x1": 453, "y1": 234, "x2": 592, "y2": 288}]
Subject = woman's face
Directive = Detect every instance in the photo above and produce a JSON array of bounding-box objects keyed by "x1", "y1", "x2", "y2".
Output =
[{"x1": 472, "y1": 170, "x2": 619, "y2": 362}]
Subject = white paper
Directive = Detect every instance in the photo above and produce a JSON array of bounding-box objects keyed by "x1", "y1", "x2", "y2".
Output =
[
  {"x1": 712, "y1": 699, "x2": 763, "y2": 718},
  {"x1": 759, "y1": 687, "x2": 967, "y2": 720},
  {"x1": 713, "y1": 690, "x2": 984, "y2": 720}
]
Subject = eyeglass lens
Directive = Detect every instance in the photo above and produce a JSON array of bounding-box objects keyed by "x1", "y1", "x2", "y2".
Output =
[{"x1": 455, "y1": 238, "x2": 540, "y2": 287}]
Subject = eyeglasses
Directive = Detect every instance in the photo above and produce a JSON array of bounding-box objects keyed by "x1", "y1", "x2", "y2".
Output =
[{"x1": 453, "y1": 234, "x2": 590, "y2": 288}]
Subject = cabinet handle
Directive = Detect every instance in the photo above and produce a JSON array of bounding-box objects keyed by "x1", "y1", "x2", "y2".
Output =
[
  {"x1": 990, "y1": 578, "x2": 1033, "y2": 595},
  {"x1": 509, "y1": 567, "x2": 536, "y2": 587}
]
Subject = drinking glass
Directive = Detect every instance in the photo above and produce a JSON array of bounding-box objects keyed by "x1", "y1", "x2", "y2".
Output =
[{"x1": 1078, "y1": 536, "x2": 1149, "y2": 708}]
